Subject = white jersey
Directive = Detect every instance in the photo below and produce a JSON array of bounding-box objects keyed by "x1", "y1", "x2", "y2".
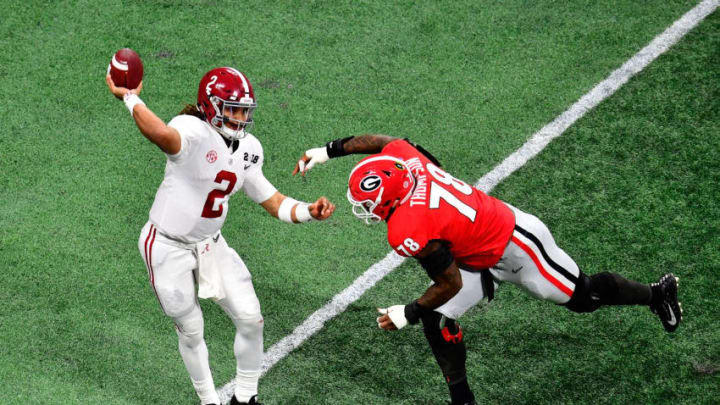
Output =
[{"x1": 149, "y1": 115, "x2": 277, "y2": 242}]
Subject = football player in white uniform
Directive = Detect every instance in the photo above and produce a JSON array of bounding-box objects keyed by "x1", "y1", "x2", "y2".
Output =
[{"x1": 106, "y1": 67, "x2": 335, "y2": 405}]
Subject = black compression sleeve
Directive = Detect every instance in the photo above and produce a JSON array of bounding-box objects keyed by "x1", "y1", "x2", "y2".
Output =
[{"x1": 325, "y1": 136, "x2": 355, "y2": 158}]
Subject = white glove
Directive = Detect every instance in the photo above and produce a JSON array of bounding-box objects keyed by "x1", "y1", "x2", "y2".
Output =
[
  {"x1": 298, "y1": 146, "x2": 330, "y2": 173},
  {"x1": 377, "y1": 305, "x2": 409, "y2": 330}
]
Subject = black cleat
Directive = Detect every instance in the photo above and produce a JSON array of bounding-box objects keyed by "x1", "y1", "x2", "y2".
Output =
[
  {"x1": 650, "y1": 273, "x2": 683, "y2": 332},
  {"x1": 229, "y1": 395, "x2": 263, "y2": 405}
]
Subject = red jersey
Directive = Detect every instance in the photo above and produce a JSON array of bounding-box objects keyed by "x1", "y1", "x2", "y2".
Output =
[{"x1": 384, "y1": 140, "x2": 515, "y2": 269}]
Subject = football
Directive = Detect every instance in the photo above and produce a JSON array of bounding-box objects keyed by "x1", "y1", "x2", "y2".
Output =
[{"x1": 108, "y1": 48, "x2": 143, "y2": 89}]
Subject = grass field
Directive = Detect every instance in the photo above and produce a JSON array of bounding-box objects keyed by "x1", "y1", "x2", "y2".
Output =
[{"x1": 1, "y1": 1, "x2": 718, "y2": 404}]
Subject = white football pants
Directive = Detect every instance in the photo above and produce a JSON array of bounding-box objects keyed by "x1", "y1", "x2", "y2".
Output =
[
  {"x1": 435, "y1": 204, "x2": 582, "y2": 320},
  {"x1": 138, "y1": 221, "x2": 263, "y2": 404}
]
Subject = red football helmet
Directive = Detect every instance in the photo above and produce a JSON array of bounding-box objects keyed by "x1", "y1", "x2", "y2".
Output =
[
  {"x1": 347, "y1": 154, "x2": 416, "y2": 224},
  {"x1": 197, "y1": 67, "x2": 257, "y2": 140}
]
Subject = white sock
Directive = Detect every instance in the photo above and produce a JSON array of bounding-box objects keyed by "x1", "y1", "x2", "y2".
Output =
[
  {"x1": 192, "y1": 376, "x2": 220, "y2": 404},
  {"x1": 233, "y1": 369, "x2": 260, "y2": 402}
]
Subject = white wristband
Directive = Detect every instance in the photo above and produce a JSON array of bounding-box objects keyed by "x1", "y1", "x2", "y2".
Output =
[
  {"x1": 278, "y1": 198, "x2": 298, "y2": 223},
  {"x1": 294, "y1": 203, "x2": 313, "y2": 223},
  {"x1": 278, "y1": 197, "x2": 313, "y2": 223},
  {"x1": 123, "y1": 93, "x2": 145, "y2": 117}
]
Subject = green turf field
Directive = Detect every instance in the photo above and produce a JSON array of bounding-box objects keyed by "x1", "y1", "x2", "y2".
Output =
[{"x1": 1, "y1": 1, "x2": 718, "y2": 404}]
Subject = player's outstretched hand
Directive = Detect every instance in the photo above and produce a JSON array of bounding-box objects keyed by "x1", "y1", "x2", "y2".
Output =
[
  {"x1": 309, "y1": 196, "x2": 335, "y2": 220},
  {"x1": 106, "y1": 73, "x2": 143, "y2": 100},
  {"x1": 293, "y1": 147, "x2": 329, "y2": 176},
  {"x1": 376, "y1": 306, "x2": 408, "y2": 331},
  {"x1": 376, "y1": 310, "x2": 397, "y2": 331}
]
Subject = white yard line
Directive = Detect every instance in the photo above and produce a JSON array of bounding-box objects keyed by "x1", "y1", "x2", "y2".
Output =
[
  {"x1": 476, "y1": 0, "x2": 719, "y2": 193},
  {"x1": 217, "y1": 1, "x2": 719, "y2": 402}
]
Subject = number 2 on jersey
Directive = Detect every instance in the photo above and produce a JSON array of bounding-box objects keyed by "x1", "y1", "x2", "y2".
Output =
[
  {"x1": 426, "y1": 163, "x2": 477, "y2": 222},
  {"x1": 201, "y1": 170, "x2": 237, "y2": 218}
]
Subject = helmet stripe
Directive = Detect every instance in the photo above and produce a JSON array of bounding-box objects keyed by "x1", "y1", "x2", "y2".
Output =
[
  {"x1": 238, "y1": 73, "x2": 250, "y2": 95},
  {"x1": 225, "y1": 67, "x2": 251, "y2": 96}
]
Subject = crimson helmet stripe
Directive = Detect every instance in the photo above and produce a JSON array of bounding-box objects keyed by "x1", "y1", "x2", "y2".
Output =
[{"x1": 225, "y1": 67, "x2": 251, "y2": 96}]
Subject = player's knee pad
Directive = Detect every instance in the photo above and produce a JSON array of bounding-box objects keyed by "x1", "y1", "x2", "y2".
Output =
[
  {"x1": 421, "y1": 312, "x2": 467, "y2": 384},
  {"x1": 565, "y1": 272, "x2": 619, "y2": 313}
]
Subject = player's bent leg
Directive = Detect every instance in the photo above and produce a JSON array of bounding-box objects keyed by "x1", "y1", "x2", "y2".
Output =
[
  {"x1": 495, "y1": 205, "x2": 581, "y2": 305},
  {"x1": 503, "y1": 206, "x2": 680, "y2": 331},
  {"x1": 421, "y1": 311, "x2": 476, "y2": 405},
  {"x1": 139, "y1": 224, "x2": 219, "y2": 404}
]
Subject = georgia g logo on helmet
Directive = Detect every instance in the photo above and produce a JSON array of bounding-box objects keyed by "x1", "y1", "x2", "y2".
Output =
[{"x1": 359, "y1": 175, "x2": 382, "y2": 192}]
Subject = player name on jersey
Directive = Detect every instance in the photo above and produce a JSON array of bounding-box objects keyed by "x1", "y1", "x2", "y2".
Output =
[{"x1": 406, "y1": 157, "x2": 427, "y2": 207}]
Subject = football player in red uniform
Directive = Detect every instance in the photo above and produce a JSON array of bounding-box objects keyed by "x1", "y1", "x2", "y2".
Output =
[{"x1": 295, "y1": 135, "x2": 682, "y2": 405}]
